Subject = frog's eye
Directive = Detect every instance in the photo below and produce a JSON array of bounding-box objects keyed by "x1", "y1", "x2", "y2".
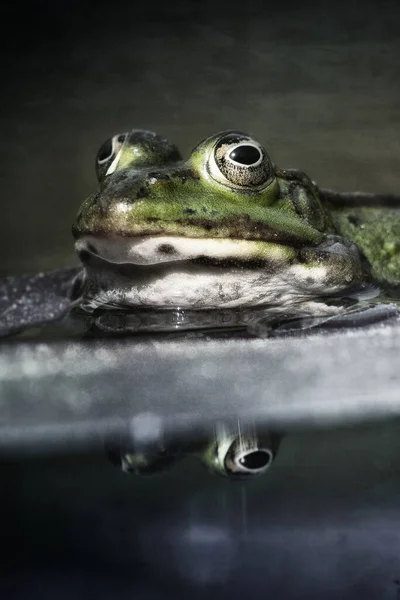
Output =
[
  {"x1": 96, "y1": 133, "x2": 127, "y2": 181},
  {"x1": 224, "y1": 444, "x2": 273, "y2": 477},
  {"x1": 209, "y1": 132, "x2": 273, "y2": 189},
  {"x1": 97, "y1": 138, "x2": 113, "y2": 164},
  {"x1": 96, "y1": 133, "x2": 126, "y2": 165},
  {"x1": 202, "y1": 433, "x2": 274, "y2": 479}
]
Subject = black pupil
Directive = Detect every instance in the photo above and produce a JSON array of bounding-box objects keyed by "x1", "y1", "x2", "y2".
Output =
[
  {"x1": 239, "y1": 450, "x2": 270, "y2": 470},
  {"x1": 97, "y1": 138, "x2": 113, "y2": 162},
  {"x1": 229, "y1": 145, "x2": 261, "y2": 166}
]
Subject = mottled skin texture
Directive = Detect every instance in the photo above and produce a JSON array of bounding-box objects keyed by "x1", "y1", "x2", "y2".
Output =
[
  {"x1": 330, "y1": 207, "x2": 400, "y2": 285},
  {"x1": 72, "y1": 129, "x2": 400, "y2": 313},
  {"x1": 74, "y1": 133, "x2": 329, "y2": 246}
]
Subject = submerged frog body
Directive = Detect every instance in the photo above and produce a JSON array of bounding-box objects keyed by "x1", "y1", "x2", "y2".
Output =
[{"x1": 72, "y1": 129, "x2": 400, "y2": 328}]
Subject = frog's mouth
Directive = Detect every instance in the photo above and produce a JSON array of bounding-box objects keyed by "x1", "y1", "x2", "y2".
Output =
[
  {"x1": 75, "y1": 234, "x2": 296, "y2": 267},
  {"x1": 75, "y1": 233, "x2": 367, "y2": 313}
]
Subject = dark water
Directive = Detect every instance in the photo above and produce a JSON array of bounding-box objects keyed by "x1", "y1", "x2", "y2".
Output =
[{"x1": 5, "y1": 419, "x2": 400, "y2": 599}]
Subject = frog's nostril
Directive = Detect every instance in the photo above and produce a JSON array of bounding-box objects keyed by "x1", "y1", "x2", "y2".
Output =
[{"x1": 237, "y1": 449, "x2": 272, "y2": 471}]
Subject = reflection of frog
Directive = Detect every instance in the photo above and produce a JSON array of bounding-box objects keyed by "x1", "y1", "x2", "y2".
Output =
[
  {"x1": 107, "y1": 426, "x2": 281, "y2": 480},
  {"x1": 72, "y1": 129, "x2": 400, "y2": 327}
]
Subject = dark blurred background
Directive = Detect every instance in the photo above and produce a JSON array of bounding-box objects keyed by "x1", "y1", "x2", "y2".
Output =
[{"x1": 1, "y1": 0, "x2": 400, "y2": 275}]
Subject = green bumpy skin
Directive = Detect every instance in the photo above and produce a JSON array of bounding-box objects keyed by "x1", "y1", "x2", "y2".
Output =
[
  {"x1": 331, "y1": 207, "x2": 400, "y2": 285},
  {"x1": 73, "y1": 130, "x2": 330, "y2": 249},
  {"x1": 72, "y1": 128, "x2": 400, "y2": 315}
]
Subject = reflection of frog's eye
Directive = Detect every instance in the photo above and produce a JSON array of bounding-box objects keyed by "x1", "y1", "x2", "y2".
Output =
[
  {"x1": 225, "y1": 445, "x2": 273, "y2": 476},
  {"x1": 202, "y1": 432, "x2": 276, "y2": 479},
  {"x1": 235, "y1": 450, "x2": 272, "y2": 471},
  {"x1": 96, "y1": 133, "x2": 128, "y2": 181},
  {"x1": 210, "y1": 132, "x2": 272, "y2": 189}
]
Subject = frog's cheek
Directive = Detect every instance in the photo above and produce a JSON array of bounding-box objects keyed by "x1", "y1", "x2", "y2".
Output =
[{"x1": 298, "y1": 238, "x2": 365, "y2": 288}]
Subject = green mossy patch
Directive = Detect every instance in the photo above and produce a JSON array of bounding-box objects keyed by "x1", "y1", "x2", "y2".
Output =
[{"x1": 332, "y1": 207, "x2": 400, "y2": 285}]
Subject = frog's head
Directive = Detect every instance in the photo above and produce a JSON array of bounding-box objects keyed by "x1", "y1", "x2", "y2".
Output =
[
  {"x1": 73, "y1": 129, "x2": 326, "y2": 255},
  {"x1": 94, "y1": 129, "x2": 182, "y2": 183},
  {"x1": 106, "y1": 429, "x2": 280, "y2": 479},
  {"x1": 72, "y1": 129, "x2": 364, "y2": 312}
]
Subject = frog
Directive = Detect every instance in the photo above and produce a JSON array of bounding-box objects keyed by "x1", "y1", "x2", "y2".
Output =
[
  {"x1": 70, "y1": 127, "x2": 400, "y2": 334},
  {"x1": 106, "y1": 423, "x2": 281, "y2": 479},
  {"x1": 1, "y1": 127, "x2": 400, "y2": 339}
]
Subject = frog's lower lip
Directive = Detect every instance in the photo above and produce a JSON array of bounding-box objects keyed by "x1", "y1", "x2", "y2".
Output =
[{"x1": 75, "y1": 234, "x2": 295, "y2": 266}]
